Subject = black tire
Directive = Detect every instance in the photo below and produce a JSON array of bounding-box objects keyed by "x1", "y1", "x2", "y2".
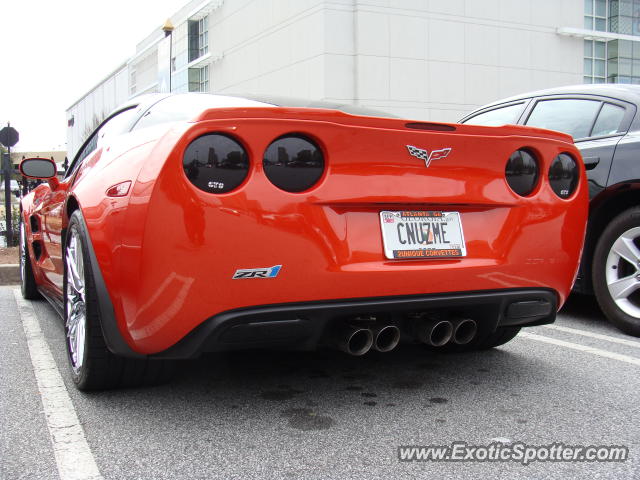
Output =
[
  {"x1": 64, "y1": 210, "x2": 175, "y2": 390},
  {"x1": 19, "y1": 219, "x2": 40, "y2": 300},
  {"x1": 473, "y1": 326, "x2": 521, "y2": 350},
  {"x1": 593, "y1": 207, "x2": 640, "y2": 337},
  {"x1": 426, "y1": 326, "x2": 521, "y2": 352}
]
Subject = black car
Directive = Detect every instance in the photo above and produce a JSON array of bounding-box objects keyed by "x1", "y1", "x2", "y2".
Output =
[{"x1": 461, "y1": 84, "x2": 640, "y2": 337}]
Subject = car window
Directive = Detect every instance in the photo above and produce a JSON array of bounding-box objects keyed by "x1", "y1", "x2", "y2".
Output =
[
  {"x1": 132, "y1": 94, "x2": 273, "y2": 131},
  {"x1": 69, "y1": 106, "x2": 139, "y2": 176},
  {"x1": 76, "y1": 134, "x2": 98, "y2": 164},
  {"x1": 96, "y1": 107, "x2": 140, "y2": 149},
  {"x1": 591, "y1": 102, "x2": 626, "y2": 137},
  {"x1": 525, "y1": 99, "x2": 601, "y2": 140},
  {"x1": 463, "y1": 103, "x2": 525, "y2": 126}
]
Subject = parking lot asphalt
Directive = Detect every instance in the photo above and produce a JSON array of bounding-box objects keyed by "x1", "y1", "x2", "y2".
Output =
[{"x1": 1, "y1": 286, "x2": 638, "y2": 480}]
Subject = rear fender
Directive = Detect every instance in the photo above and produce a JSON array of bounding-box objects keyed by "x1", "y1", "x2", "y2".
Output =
[
  {"x1": 72, "y1": 209, "x2": 145, "y2": 358},
  {"x1": 69, "y1": 129, "x2": 184, "y2": 357}
]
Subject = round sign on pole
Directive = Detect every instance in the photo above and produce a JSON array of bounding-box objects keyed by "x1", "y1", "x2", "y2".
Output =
[{"x1": 0, "y1": 127, "x2": 19, "y2": 147}]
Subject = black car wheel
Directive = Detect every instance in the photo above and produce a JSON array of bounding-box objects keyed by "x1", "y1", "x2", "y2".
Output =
[
  {"x1": 19, "y1": 220, "x2": 39, "y2": 300},
  {"x1": 64, "y1": 210, "x2": 175, "y2": 390},
  {"x1": 593, "y1": 207, "x2": 640, "y2": 337}
]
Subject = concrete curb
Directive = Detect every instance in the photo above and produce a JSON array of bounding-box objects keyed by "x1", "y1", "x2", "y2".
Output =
[{"x1": 0, "y1": 264, "x2": 20, "y2": 285}]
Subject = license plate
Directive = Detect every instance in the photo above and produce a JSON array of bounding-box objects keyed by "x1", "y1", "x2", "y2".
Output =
[{"x1": 379, "y1": 211, "x2": 466, "y2": 259}]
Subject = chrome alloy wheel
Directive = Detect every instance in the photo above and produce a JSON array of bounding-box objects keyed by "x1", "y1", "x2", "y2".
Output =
[
  {"x1": 19, "y1": 222, "x2": 26, "y2": 282},
  {"x1": 605, "y1": 226, "x2": 640, "y2": 319},
  {"x1": 65, "y1": 229, "x2": 86, "y2": 373}
]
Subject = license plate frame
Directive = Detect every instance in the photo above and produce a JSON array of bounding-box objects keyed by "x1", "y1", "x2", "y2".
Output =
[{"x1": 379, "y1": 210, "x2": 467, "y2": 260}]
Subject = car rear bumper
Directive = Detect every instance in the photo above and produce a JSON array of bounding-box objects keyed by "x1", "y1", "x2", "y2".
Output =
[{"x1": 151, "y1": 288, "x2": 557, "y2": 359}]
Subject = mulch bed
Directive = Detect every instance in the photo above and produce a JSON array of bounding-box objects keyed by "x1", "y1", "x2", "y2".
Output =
[{"x1": 0, "y1": 247, "x2": 18, "y2": 264}]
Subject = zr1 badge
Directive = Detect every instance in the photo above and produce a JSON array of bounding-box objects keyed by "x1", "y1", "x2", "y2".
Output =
[{"x1": 232, "y1": 265, "x2": 282, "y2": 279}]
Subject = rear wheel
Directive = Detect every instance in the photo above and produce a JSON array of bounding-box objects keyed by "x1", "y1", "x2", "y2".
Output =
[
  {"x1": 593, "y1": 207, "x2": 640, "y2": 337},
  {"x1": 19, "y1": 220, "x2": 39, "y2": 299},
  {"x1": 64, "y1": 211, "x2": 175, "y2": 390}
]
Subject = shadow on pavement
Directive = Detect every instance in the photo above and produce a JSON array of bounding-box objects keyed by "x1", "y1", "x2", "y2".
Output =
[{"x1": 559, "y1": 292, "x2": 618, "y2": 332}]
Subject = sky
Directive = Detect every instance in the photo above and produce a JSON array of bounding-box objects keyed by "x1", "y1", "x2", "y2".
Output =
[{"x1": 0, "y1": 0, "x2": 188, "y2": 153}]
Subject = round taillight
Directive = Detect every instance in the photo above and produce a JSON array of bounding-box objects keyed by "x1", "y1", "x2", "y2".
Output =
[
  {"x1": 183, "y1": 134, "x2": 249, "y2": 194},
  {"x1": 505, "y1": 149, "x2": 539, "y2": 197},
  {"x1": 263, "y1": 135, "x2": 324, "y2": 192},
  {"x1": 549, "y1": 153, "x2": 579, "y2": 199}
]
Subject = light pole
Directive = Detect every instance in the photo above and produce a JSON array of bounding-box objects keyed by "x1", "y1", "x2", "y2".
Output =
[
  {"x1": 162, "y1": 19, "x2": 174, "y2": 92},
  {"x1": 0, "y1": 123, "x2": 19, "y2": 246}
]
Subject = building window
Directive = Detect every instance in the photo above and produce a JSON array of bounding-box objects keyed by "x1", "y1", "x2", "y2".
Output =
[
  {"x1": 607, "y1": 39, "x2": 640, "y2": 83},
  {"x1": 188, "y1": 65, "x2": 209, "y2": 92},
  {"x1": 188, "y1": 15, "x2": 209, "y2": 62},
  {"x1": 583, "y1": 0, "x2": 640, "y2": 84},
  {"x1": 198, "y1": 17, "x2": 209, "y2": 58},
  {"x1": 585, "y1": 0, "x2": 608, "y2": 31},
  {"x1": 608, "y1": 1, "x2": 640, "y2": 82},
  {"x1": 608, "y1": 0, "x2": 640, "y2": 35},
  {"x1": 584, "y1": 39, "x2": 607, "y2": 83},
  {"x1": 130, "y1": 70, "x2": 137, "y2": 95},
  {"x1": 200, "y1": 65, "x2": 209, "y2": 92}
]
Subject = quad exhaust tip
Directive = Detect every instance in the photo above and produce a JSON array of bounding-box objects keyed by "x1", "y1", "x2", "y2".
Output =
[
  {"x1": 334, "y1": 325, "x2": 374, "y2": 356},
  {"x1": 452, "y1": 318, "x2": 477, "y2": 345},
  {"x1": 414, "y1": 316, "x2": 478, "y2": 346},
  {"x1": 415, "y1": 318, "x2": 454, "y2": 347},
  {"x1": 372, "y1": 325, "x2": 401, "y2": 352},
  {"x1": 333, "y1": 315, "x2": 478, "y2": 354}
]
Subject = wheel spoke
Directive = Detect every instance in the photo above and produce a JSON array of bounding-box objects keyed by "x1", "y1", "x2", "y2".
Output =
[
  {"x1": 612, "y1": 234, "x2": 640, "y2": 268},
  {"x1": 66, "y1": 305, "x2": 80, "y2": 335},
  {"x1": 76, "y1": 315, "x2": 85, "y2": 365},
  {"x1": 67, "y1": 312, "x2": 79, "y2": 360},
  {"x1": 607, "y1": 274, "x2": 640, "y2": 300},
  {"x1": 20, "y1": 223, "x2": 26, "y2": 281},
  {"x1": 66, "y1": 257, "x2": 84, "y2": 298},
  {"x1": 65, "y1": 229, "x2": 87, "y2": 373},
  {"x1": 66, "y1": 235, "x2": 85, "y2": 299}
]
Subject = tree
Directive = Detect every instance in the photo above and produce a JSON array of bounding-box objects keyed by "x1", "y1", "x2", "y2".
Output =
[{"x1": 82, "y1": 113, "x2": 107, "y2": 144}]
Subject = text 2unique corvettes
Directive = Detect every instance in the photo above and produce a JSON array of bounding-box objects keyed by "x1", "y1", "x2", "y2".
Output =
[{"x1": 19, "y1": 93, "x2": 588, "y2": 390}]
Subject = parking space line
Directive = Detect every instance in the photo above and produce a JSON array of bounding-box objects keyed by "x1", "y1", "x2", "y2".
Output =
[
  {"x1": 13, "y1": 290, "x2": 103, "y2": 480},
  {"x1": 542, "y1": 324, "x2": 640, "y2": 349},
  {"x1": 520, "y1": 331, "x2": 640, "y2": 367}
]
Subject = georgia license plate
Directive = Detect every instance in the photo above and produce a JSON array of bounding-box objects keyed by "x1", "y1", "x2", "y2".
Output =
[{"x1": 379, "y1": 211, "x2": 467, "y2": 259}]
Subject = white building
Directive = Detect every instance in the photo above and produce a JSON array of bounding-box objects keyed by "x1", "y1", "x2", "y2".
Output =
[{"x1": 67, "y1": 0, "x2": 638, "y2": 157}]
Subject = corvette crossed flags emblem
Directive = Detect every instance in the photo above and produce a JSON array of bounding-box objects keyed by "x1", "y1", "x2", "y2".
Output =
[{"x1": 406, "y1": 145, "x2": 452, "y2": 167}]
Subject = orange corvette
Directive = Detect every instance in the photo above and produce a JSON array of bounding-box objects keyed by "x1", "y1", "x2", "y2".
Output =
[{"x1": 19, "y1": 93, "x2": 588, "y2": 390}]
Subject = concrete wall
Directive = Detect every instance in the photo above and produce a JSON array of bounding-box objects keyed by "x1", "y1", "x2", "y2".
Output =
[
  {"x1": 211, "y1": 0, "x2": 583, "y2": 122},
  {"x1": 131, "y1": 50, "x2": 159, "y2": 96},
  {"x1": 350, "y1": 0, "x2": 583, "y2": 122},
  {"x1": 212, "y1": 0, "x2": 328, "y2": 99},
  {"x1": 66, "y1": 0, "x2": 585, "y2": 155},
  {"x1": 66, "y1": 64, "x2": 129, "y2": 156}
]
